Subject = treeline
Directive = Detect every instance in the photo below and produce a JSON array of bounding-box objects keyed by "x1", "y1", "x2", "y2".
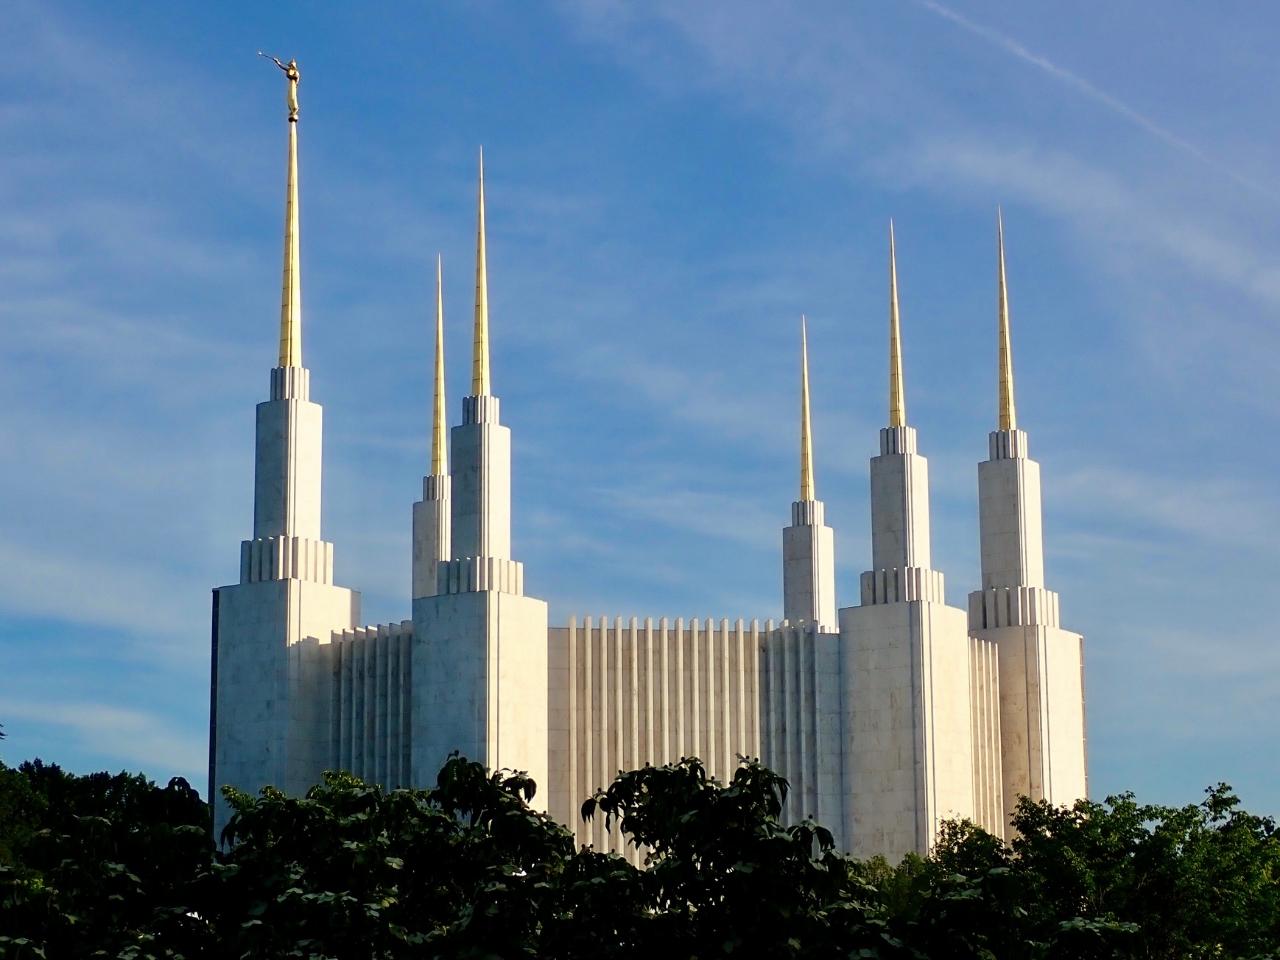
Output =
[{"x1": 0, "y1": 756, "x2": 1277, "y2": 959}]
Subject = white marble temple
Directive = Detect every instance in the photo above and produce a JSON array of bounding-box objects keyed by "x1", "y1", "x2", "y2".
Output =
[{"x1": 210, "y1": 110, "x2": 1087, "y2": 861}]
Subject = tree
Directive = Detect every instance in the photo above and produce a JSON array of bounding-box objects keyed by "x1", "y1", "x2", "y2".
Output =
[
  {"x1": 907, "y1": 785, "x2": 1280, "y2": 959},
  {"x1": 0, "y1": 759, "x2": 213, "y2": 959},
  {"x1": 582, "y1": 757, "x2": 894, "y2": 956},
  {"x1": 210, "y1": 758, "x2": 581, "y2": 958},
  {"x1": 1005, "y1": 784, "x2": 1280, "y2": 958},
  {"x1": 2, "y1": 753, "x2": 1277, "y2": 959}
]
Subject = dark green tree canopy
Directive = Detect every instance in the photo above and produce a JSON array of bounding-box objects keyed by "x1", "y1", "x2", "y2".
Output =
[{"x1": 1, "y1": 755, "x2": 1277, "y2": 959}]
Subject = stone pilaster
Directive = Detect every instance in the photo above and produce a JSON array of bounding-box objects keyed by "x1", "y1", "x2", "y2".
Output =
[
  {"x1": 843, "y1": 420, "x2": 977, "y2": 861},
  {"x1": 969, "y1": 428, "x2": 1087, "y2": 832},
  {"x1": 450, "y1": 395, "x2": 511, "y2": 563},
  {"x1": 242, "y1": 365, "x2": 336, "y2": 584},
  {"x1": 412, "y1": 474, "x2": 451, "y2": 599},
  {"x1": 869, "y1": 425, "x2": 931, "y2": 574},
  {"x1": 413, "y1": 387, "x2": 546, "y2": 804},
  {"x1": 213, "y1": 363, "x2": 359, "y2": 841},
  {"x1": 783, "y1": 498, "x2": 837, "y2": 631}
]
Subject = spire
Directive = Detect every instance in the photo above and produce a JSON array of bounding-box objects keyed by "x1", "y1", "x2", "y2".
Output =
[
  {"x1": 997, "y1": 208, "x2": 1017, "y2": 431},
  {"x1": 888, "y1": 220, "x2": 906, "y2": 428},
  {"x1": 432, "y1": 254, "x2": 448, "y2": 476},
  {"x1": 277, "y1": 64, "x2": 302, "y2": 368},
  {"x1": 471, "y1": 147, "x2": 491, "y2": 396},
  {"x1": 799, "y1": 315, "x2": 816, "y2": 501}
]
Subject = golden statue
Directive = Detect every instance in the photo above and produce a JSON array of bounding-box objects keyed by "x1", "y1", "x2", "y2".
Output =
[{"x1": 259, "y1": 52, "x2": 300, "y2": 121}]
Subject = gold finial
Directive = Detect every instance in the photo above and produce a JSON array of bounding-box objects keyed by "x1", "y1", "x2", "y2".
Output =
[
  {"x1": 888, "y1": 219, "x2": 906, "y2": 428},
  {"x1": 997, "y1": 208, "x2": 1017, "y2": 431},
  {"x1": 471, "y1": 147, "x2": 491, "y2": 396},
  {"x1": 799, "y1": 315, "x2": 816, "y2": 502},
  {"x1": 262, "y1": 54, "x2": 302, "y2": 367},
  {"x1": 431, "y1": 254, "x2": 448, "y2": 476}
]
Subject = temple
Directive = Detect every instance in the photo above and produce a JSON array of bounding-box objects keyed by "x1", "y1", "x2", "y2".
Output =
[{"x1": 209, "y1": 74, "x2": 1088, "y2": 862}]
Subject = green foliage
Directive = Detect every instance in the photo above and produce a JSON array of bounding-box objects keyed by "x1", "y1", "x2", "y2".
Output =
[
  {"x1": 212, "y1": 759, "x2": 579, "y2": 958},
  {"x1": 908, "y1": 786, "x2": 1280, "y2": 959},
  {"x1": 0, "y1": 759, "x2": 213, "y2": 959},
  {"x1": 0, "y1": 754, "x2": 1277, "y2": 959},
  {"x1": 1014, "y1": 784, "x2": 1280, "y2": 958},
  {"x1": 581, "y1": 757, "x2": 889, "y2": 956}
]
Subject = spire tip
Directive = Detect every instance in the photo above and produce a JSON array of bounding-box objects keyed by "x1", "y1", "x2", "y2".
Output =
[
  {"x1": 997, "y1": 209, "x2": 1018, "y2": 431},
  {"x1": 471, "y1": 150, "x2": 491, "y2": 396},
  {"x1": 799, "y1": 315, "x2": 815, "y2": 502},
  {"x1": 888, "y1": 222, "x2": 906, "y2": 428},
  {"x1": 432, "y1": 253, "x2": 448, "y2": 475}
]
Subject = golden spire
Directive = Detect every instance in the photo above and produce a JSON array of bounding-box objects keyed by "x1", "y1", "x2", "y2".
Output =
[
  {"x1": 266, "y1": 55, "x2": 302, "y2": 368},
  {"x1": 471, "y1": 147, "x2": 491, "y2": 396},
  {"x1": 997, "y1": 208, "x2": 1018, "y2": 431},
  {"x1": 431, "y1": 254, "x2": 448, "y2": 476},
  {"x1": 888, "y1": 219, "x2": 906, "y2": 428},
  {"x1": 799, "y1": 315, "x2": 816, "y2": 501}
]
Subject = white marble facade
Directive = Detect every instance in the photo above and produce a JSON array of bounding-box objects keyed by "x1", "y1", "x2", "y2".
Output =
[{"x1": 209, "y1": 112, "x2": 1087, "y2": 857}]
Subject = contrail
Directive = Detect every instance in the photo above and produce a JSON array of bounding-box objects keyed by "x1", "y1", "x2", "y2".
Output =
[{"x1": 916, "y1": 0, "x2": 1275, "y2": 202}]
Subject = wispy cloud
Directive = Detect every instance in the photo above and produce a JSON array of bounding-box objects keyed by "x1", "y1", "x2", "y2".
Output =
[
  {"x1": 914, "y1": 0, "x2": 1275, "y2": 202},
  {"x1": 556, "y1": 1, "x2": 1280, "y2": 428},
  {"x1": 1053, "y1": 463, "x2": 1280, "y2": 551},
  {"x1": 602, "y1": 486, "x2": 779, "y2": 552},
  {"x1": 894, "y1": 134, "x2": 1280, "y2": 320},
  {"x1": 2, "y1": 698, "x2": 205, "y2": 783},
  {"x1": 0, "y1": 538, "x2": 209, "y2": 657}
]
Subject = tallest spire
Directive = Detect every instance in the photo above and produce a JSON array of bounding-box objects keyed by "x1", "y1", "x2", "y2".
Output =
[
  {"x1": 471, "y1": 148, "x2": 491, "y2": 396},
  {"x1": 274, "y1": 57, "x2": 302, "y2": 369},
  {"x1": 997, "y1": 208, "x2": 1017, "y2": 431}
]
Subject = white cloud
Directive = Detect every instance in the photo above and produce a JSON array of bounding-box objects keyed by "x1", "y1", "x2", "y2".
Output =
[
  {"x1": 555, "y1": 1, "x2": 1280, "y2": 363},
  {"x1": 0, "y1": 538, "x2": 207, "y2": 657},
  {"x1": 913, "y1": 0, "x2": 1277, "y2": 202},
  {"x1": 893, "y1": 134, "x2": 1280, "y2": 318},
  {"x1": 2, "y1": 698, "x2": 205, "y2": 783},
  {"x1": 602, "y1": 485, "x2": 779, "y2": 552},
  {"x1": 1053, "y1": 463, "x2": 1280, "y2": 551}
]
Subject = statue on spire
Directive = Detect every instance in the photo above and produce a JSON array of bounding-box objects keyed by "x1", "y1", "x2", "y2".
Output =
[{"x1": 260, "y1": 52, "x2": 300, "y2": 121}]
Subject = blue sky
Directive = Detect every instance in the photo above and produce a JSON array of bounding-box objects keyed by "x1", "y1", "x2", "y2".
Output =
[{"x1": 1, "y1": 1, "x2": 1277, "y2": 816}]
